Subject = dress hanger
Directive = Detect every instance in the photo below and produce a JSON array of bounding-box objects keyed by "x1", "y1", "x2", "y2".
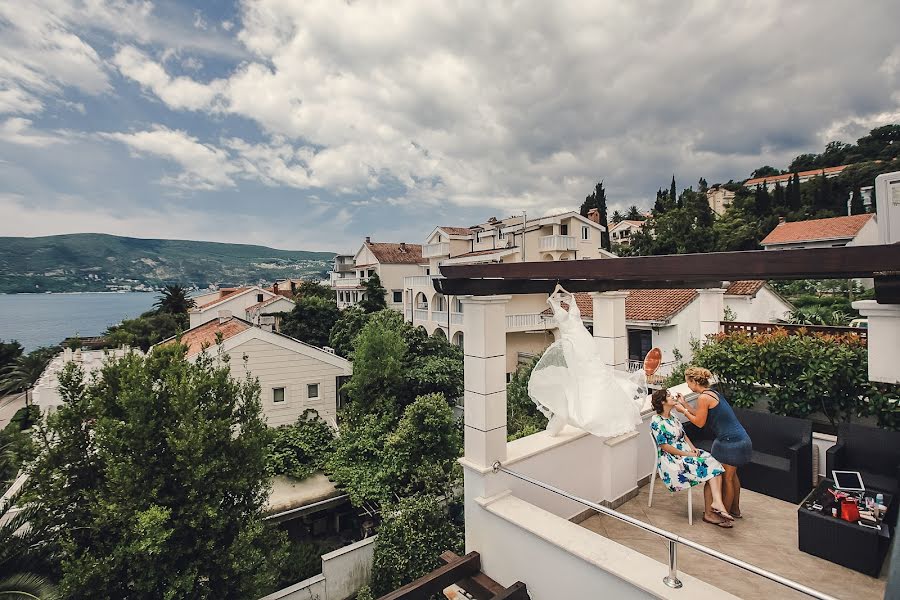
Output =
[{"x1": 549, "y1": 281, "x2": 572, "y2": 304}]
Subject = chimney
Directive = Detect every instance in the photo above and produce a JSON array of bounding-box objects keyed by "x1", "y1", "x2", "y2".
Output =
[
  {"x1": 218, "y1": 309, "x2": 232, "y2": 323},
  {"x1": 365, "y1": 236, "x2": 371, "y2": 244},
  {"x1": 400, "y1": 242, "x2": 407, "y2": 252},
  {"x1": 778, "y1": 216, "x2": 786, "y2": 225},
  {"x1": 587, "y1": 208, "x2": 600, "y2": 223},
  {"x1": 273, "y1": 281, "x2": 279, "y2": 294}
]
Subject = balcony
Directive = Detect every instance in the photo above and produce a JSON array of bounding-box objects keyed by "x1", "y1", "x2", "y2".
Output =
[
  {"x1": 432, "y1": 311, "x2": 448, "y2": 323},
  {"x1": 413, "y1": 309, "x2": 429, "y2": 321},
  {"x1": 539, "y1": 234, "x2": 577, "y2": 252},
  {"x1": 403, "y1": 275, "x2": 435, "y2": 288},
  {"x1": 333, "y1": 262, "x2": 355, "y2": 273},
  {"x1": 332, "y1": 277, "x2": 364, "y2": 288},
  {"x1": 423, "y1": 242, "x2": 450, "y2": 258},
  {"x1": 505, "y1": 313, "x2": 553, "y2": 332},
  {"x1": 451, "y1": 312, "x2": 464, "y2": 325}
]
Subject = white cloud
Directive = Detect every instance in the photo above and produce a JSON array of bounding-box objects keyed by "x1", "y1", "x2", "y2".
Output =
[
  {"x1": 0, "y1": 118, "x2": 71, "y2": 147},
  {"x1": 113, "y1": 46, "x2": 225, "y2": 111}
]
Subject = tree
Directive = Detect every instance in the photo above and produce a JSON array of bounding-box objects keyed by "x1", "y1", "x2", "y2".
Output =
[
  {"x1": 670, "y1": 175, "x2": 678, "y2": 209},
  {"x1": 267, "y1": 409, "x2": 335, "y2": 480},
  {"x1": 328, "y1": 306, "x2": 371, "y2": 358},
  {"x1": 788, "y1": 173, "x2": 802, "y2": 212},
  {"x1": 698, "y1": 177, "x2": 708, "y2": 192},
  {"x1": 370, "y1": 494, "x2": 464, "y2": 596},
  {"x1": 652, "y1": 189, "x2": 668, "y2": 215},
  {"x1": 753, "y1": 184, "x2": 771, "y2": 217},
  {"x1": 507, "y1": 357, "x2": 548, "y2": 440},
  {"x1": 105, "y1": 311, "x2": 185, "y2": 352},
  {"x1": 294, "y1": 280, "x2": 335, "y2": 301},
  {"x1": 359, "y1": 273, "x2": 388, "y2": 313},
  {"x1": 25, "y1": 346, "x2": 280, "y2": 599},
  {"x1": 789, "y1": 153, "x2": 820, "y2": 173},
  {"x1": 0, "y1": 494, "x2": 59, "y2": 600},
  {"x1": 751, "y1": 166, "x2": 781, "y2": 179},
  {"x1": 153, "y1": 284, "x2": 195, "y2": 317},
  {"x1": 626, "y1": 205, "x2": 644, "y2": 221},
  {"x1": 280, "y1": 295, "x2": 340, "y2": 348},
  {"x1": 0, "y1": 339, "x2": 23, "y2": 372},
  {"x1": 850, "y1": 186, "x2": 865, "y2": 215},
  {"x1": 772, "y1": 181, "x2": 786, "y2": 212},
  {"x1": 610, "y1": 210, "x2": 624, "y2": 224},
  {"x1": 0, "y1": 347, "x2": 56, "y2": 404},
  {"x1": 580, "y1": 181, "x2": 610, "y2": 250}
]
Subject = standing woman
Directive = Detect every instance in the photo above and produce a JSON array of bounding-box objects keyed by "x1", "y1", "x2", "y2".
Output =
[{"x1": 676, "y1": 367, "x2": 752, "y2": 518}]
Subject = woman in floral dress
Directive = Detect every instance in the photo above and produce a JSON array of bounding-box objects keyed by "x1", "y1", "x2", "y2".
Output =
[{"x1": 650, "y1": 388, "x2": 734, "y2": 528}]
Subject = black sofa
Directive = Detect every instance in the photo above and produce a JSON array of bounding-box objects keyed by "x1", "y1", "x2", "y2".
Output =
[
  {"x1": 826, "y1": 422, "x2": 900, "y2": 497},
  {"x1": 683, "y1": 407, "x2": 813, "y2": 503}
]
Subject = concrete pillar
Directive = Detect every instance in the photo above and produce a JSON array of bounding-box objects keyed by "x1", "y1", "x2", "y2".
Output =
[
  {"x1": 852, "y1": 300, "x2": 900, "y2": 384},
  {"x1": 462, "y1": 295, "x2": 511, "y2": 469},
  {"x1": 696, "y1": 288, "x2": 726, "y2": 342},
  {"x1": 591, "y1": 291, "x2": 628, "y2": 370}
]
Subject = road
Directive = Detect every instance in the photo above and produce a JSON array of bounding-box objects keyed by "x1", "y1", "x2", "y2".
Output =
[{"x1": 0, "y1": 392, "x2": 27, "y2": 430}]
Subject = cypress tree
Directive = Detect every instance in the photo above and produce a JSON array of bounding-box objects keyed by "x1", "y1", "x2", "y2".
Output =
[
  {"x1": 850, "y1": 186, "x2": 865, "y2": 215},
  {"x1": 580, "y1": 181, "x2": 610, "y2": 250},
  {"x1": 789, "y1": 173, "x2": 802, "y2": 211},
  {"x1": 670, "y1": 176, "x2": 678, "y2": 209}
]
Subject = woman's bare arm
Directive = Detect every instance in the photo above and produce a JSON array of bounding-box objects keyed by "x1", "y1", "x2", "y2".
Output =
[
  {"x1": 678, "y1": 393, "x2": 711, "y2": 427},
  {"x1": 660, "y1": 443, "x2": 697, "y2": 457}
]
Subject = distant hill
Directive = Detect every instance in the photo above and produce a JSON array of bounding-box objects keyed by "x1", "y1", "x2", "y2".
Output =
[{"x1": 0, "y1": 233, "x2": 335, "y2": 293}]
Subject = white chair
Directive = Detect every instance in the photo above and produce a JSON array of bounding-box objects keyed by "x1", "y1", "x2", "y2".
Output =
[{"x1": 648, "y1": 435, "x2": 693, "y2": 525}]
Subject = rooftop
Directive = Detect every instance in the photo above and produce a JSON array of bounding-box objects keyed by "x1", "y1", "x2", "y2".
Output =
[
  {"x1": 761, "y1": 214, "x2": 874, "y2": 246},
  {"x1": 365, "y1": 241, "x2": 424, "y2": 264},
  {"x1": 744, "y1": 164, "x2": 850, "y2": 187},
  {"x1": 723, "y1": 280, "x2": 766, "y2": 296},
  {"x1": 542, "y1": 289, "x2": 700, "y2": 322},
  {"x1": 159, "y1": 316, "x2": 251, "y2": 356}
]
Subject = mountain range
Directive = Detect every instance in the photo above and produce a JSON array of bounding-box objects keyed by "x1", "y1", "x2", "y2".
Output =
[{"x1": 0, "y1": 233, "x2": 335, "y2": 294}]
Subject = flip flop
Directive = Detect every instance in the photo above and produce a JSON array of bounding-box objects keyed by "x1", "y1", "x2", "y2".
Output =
[
  {"x1": 643, "y1": 347, "x2": 662, "y2": 376},
  {"x1": 703, "y1": 515, "x2": 733, "y2": 528},
  {"x1": 712, "y1": 508, "x2": 735, "y2": 522}
]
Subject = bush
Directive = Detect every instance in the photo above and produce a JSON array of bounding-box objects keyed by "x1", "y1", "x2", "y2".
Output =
[
  {"x1": 267, "y1": 410, "x2": 335, "y2": 480},
  {"x1": 506, "y1": 356, "x2": 548, "y2": 441}
]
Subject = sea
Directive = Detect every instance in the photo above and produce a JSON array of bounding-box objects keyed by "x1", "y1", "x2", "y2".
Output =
[{"x1": 0, "y1": 292, "x2": 158, "y2": 352}]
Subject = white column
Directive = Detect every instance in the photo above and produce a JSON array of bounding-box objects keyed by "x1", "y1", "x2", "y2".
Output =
[
  {"x1": 852, "y1": 300, "x2": 900, "y2": 384},
  {"x1": 462, "y1": 295, "x2": 511, "y2": 468},
  {"x1": 591, "y1": 291, "x2": 628, "y2": 370},
  {"x1": 696, "y1": 288, "x2": 726, "y2": 342}
]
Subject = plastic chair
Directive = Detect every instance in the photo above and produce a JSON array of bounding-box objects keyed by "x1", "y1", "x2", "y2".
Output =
[{"x1": 648, "y1": 436, "x2": 693, "y2": 525}]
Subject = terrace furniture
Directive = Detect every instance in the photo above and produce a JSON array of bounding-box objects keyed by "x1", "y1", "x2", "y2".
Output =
[
  {"x1": 826, "y1": 422, "x2": 900, "y2": 525},
  {"x1": 683, "y1": 407, "x2": 813, "y2": 503},
  {"x1": 798, "y1": 479, "x2": 893, "y2": 577}
]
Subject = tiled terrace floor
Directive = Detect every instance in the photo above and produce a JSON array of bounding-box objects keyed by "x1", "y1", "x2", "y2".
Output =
[{"x1": 579, "y1": 478, "x2": 890, "y2": 600}]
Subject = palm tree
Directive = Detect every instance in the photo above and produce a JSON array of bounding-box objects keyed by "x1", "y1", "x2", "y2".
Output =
[
  {"x1": 0, "y1": 494, "x2": 59, "y2": 600},
  {"x1": 153, "y1": 284, "x2": 196, "y2": 315},
  {"x1": 0, "y1": 350, "x2": 54, "y2": 406}
]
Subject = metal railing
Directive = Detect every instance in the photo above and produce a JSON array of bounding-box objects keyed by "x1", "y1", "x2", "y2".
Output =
[
  {"x1": 505, "y1": 313, "x2": 553, "y2": 330},
  {"x1": 491, "y1": 462, "x2": 837, "y2": 600}
]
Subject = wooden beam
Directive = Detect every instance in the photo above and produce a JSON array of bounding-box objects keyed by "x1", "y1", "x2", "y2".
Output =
[
  {"x1": 435, "y1": 245, "x2": 900, "y2": 296},
  {"x1": 493, "y1": 582, "x2": 530, "y2": 600},
  {"x1": 440, "y1": 551, "x2": 505, "y2": 599},
  {"x1": 377, "y1": 551, "x2": 481, "y2": 600},
  {"x1": 874, "y1": 274, "x2": 900, "y2": 304}
]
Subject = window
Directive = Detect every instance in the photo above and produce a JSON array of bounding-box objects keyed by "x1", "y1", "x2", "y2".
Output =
[
  {"x1": 307, "y1": 383, "x2": 319, "y2": 399},
  {"x1": 560, "y1": 224, "x2": 569, "y2": 236},
  {"x1": 368, "y1": 269, "x2": 375, "y2": 277},
  {"x1": 627, "y1": 329, "x2": 653, "y2": 362},
  {"x1": 273, "y1": 387, "x2": 285, "y2": 403},
  {"x1": 581, "y1": 225, "x2": 589, "y2": 240},
  {"x1": 393, "y1": 291, "x2": 403, "y2": 303},
  {"x1": 257, "y1": 293, "x2": 264, "y2": 302}
]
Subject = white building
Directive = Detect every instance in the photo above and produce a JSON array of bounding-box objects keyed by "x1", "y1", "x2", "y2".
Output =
[
  {"x1": 744, "y1": 164, "x2": 849, "y2": 192},
  {"x1": 760, "y1": 213, "x2": 879, "y2": 250},
  {"x1": 159, "y1": 316, "x2": 352, "y2": 428},
  {"x1": 189, "y1": 286, "x2": 294, "y2": 329},
  {"x1": 328, "y1": 254, "x2": 356, "y2": 289},
  {"x1": 404, "y1": 211, "x2": 608, "y2": 374},
  {"x1": 705, "y1": 184, "x2": 735, "y2": 216},
  {"x1": 32, "y1": 346, "x2": 136, "y2": 414},
  {"x1": 609, "y1": 220, "x2": 645, "y2": 246},
  {"x1": 333, "y1": 239, "x2": 423, "y2": 311}
]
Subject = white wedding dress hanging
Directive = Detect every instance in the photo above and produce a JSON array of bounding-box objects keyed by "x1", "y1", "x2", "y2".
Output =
[{"x1": 528, "y1": 291, "x2": 647, "y2": 438}]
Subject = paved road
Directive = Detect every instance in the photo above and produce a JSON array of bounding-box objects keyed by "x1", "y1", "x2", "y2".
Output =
[{"x1": 0, "y1": 392, "x2": 27, "y2": 430}]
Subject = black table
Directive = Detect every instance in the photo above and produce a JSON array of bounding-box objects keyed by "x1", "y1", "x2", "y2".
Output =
[{"x1": 797, "y1": 479, "x2": 893, "y2": 577}]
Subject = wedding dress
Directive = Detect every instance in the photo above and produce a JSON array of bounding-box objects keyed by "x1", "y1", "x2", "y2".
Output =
[{"x1": 528, "y1": 291, "x2": 647, "y2": 438}]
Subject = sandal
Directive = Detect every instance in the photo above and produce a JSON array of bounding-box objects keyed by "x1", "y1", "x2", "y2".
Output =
[
  {"x1": 703, "y1": 515, "x2": 733, "y2": 528},
  {"x1": 712, "y1": 508, "x2": 735, "y2": 521}
]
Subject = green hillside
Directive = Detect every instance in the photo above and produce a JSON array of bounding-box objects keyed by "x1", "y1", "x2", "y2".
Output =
[{"x1": 0, "y1": 233, "x2": 335, "y2": 293}]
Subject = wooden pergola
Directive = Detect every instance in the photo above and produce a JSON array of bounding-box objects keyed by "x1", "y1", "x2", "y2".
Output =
[{"x1": 433, "y1": 245, "x2": 900, "y2": 302}]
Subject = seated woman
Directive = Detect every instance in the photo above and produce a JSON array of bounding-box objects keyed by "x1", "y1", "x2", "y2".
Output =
[{"x1": 650, "y1": 388, "x2": 734, "y2": 527}]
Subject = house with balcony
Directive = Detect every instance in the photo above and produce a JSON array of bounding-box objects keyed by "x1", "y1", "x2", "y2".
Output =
[
  {"x1": 377, "y1": 245, "x2": 898, "y2": 600},
  {"x1": 609, "y1": 219, "x2": 645, "y2": 246},
  {"x1": 189, "y1": 285, "x2": 288, "y2": 328},
  {"x1": 333, "y1": 238, "x2": 423, "y2": 310},
  {"x1": 328, "y1": 254, "x2": 356, "y2": 290},
  {"x1": 403, "y1": 211, "x2": 607, "y2": 374},
  {"x1": 761, "y1": 213, "x2": 879, "y2": 250}
]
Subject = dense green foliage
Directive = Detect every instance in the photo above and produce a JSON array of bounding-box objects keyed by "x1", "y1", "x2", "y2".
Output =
[
  {"x1": 0, "y1": 405, "x2": 39, "y2": 484},
  {"x1": 25, "y1": 346, "x2": 284, "y2": 599},
  {"x1": 580, "y1": 181, "x2": 610, "y2": 250},
  {"x1": 0, "y1": 339, "x2": 23, "y2": 371},
  {"x1": 690, "y1": 330, "x2": 899, "y2": 429},
  {"x1": 506, "y1": 356, "x2": 548, "y2": 440},
  {"x1": 328, "y1": 306, "x2": 371, "y2": 358},
  {"x1": 154, "y1": 284, "x2": 196, "y2": 314},
  {"x1": 0, "y1": 346, "x2": 57, "y2": 398},
  {"x1": 267, "y1": 410, "x2": 335, "y2": 480},
  {"x1": 104, "y1": 310, "x2": 186, "y2": 351},
  {"x1": 0, "y1": 495, "x2": 59, "y2": 599},
  {"x1": 370, "y1": 494, "x2": 464, "y2": 596},
  {"x1": 280, "y1": 295, "x2": 341, "y2": 348},
  {"x1": 294, "y1": 279, "x2": 336, "y2": 301},
  {"x1": 0, "y1": 233, "x2": 333, "y2": 293},
  {"x1": 359, "y1": 273, "x2": 388, "y2": 313},
  {"x1": 786, "y1": 125, "x2": 900, "y2": 171}
]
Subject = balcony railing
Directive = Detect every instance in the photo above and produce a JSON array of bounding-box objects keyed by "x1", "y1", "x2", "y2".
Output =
[
  {"x1": 538, "y1": 235, "x2": 577, "y2": 252},
  {"x1": 451, "y1": 312, "x2": 464, "y2": 325},
  {"x1": 432, "y1": 311, "x2": 448, "y2": 323},
  {"x1": 627, "y1": 359, "x2": 676, "y2": 385},
  {"x1": 505, "y1": 313, "x2": 553, "y2": 330},
  {"x1": 721, "y1": 321, "x2": 867, "y2": 344},
  {"x1": 414, "y1": 309, "x2": 429, "y2": 321},
  {"x1": 333, "y1": 277, "x2": 364, "y2": 288},
  {"x1": 405, "y1": 309, "x2": 412, "y2": 321},
  {"x1": 403, "y1": 275, "x2": 435, "y2": 288},
  {"x1": 423, "y1": 242, "x2": 450, "y2": 258}
]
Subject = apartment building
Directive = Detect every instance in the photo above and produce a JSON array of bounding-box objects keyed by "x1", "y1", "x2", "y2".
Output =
[
  {"x1": 609, "y1": 219, "x2": 645, "y2": 246},
  {"x1": 705, "y1": 184, "x2": 735, "y2": 215},
  {"x1": 333, "y1": 238, "x2": 423, "y2": 311},
  {"x1": 403, "y1": 210, "x2": 608, "y2": 374}
]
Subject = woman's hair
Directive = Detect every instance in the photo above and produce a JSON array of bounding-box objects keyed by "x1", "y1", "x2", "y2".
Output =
[
  {"x1": 651, "y1": 388, "x2": 668, "y2": 414},
  {"x1": 684, "y1": 366, "x2": 712, "y2": 387}
]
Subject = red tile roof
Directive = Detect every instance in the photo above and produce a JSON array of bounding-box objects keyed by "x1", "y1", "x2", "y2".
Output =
[
  {"x1": 195, "y1": 287, "x2": 251, "y2": 309},
  {"x1": 246, "y1": 296, "x2": 294, "y2": 313},
  {"x1": 541, "y1": 289, "x2": 698, "y2": 322},
  {"x1": 439, "y1": 226, "x2": 473, "y2": 236},
  {"x1": 724, "y1": 280, "x2": 765, "y2": 296},
  {"x1": 160, "y1": 317, "x2": 251, "y2": 356},
  {"x1": 760, "y1": 214, "x2": 874, "y2": 246},
  {"x1": 366, "y1": 242, "x2": 423, "y2": 264},
  {"x1": 744, "y1": 164, "x2": 849, "y2": 187}
]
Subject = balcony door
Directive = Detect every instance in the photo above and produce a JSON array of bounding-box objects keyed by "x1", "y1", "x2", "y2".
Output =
[{"x1": 627, "y1": 329, "x2": 652, "y2": 362}]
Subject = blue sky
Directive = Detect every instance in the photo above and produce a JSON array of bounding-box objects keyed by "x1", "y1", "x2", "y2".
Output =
[{"x1": 2, "y1": 1, "x2": 899, "y2": 252}]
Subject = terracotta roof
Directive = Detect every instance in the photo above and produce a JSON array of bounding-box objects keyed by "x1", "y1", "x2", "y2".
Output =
[
  {"x1": 451, "y1": 248, "x2": 515, "y2": 259},
  {"x1": 761, "y1": 214, "x2": 873, "y2": 246},
  {"x1": 744, "y1": 165, "x2": 849, "y2": 187},
  {"x1": 438, "y1": 226, "x2": 473, "y2": 236},
  {"x1": 724, "y1": 280, "x2": 765, "y2": 296},
  {"x1": 160, "y1": 317, "x2": 251, "y2": 356},
  {"x1": 246, "y1": 296, "x2": 294, "y2": 313},
  {"x1": 626, "y1": 289, "x2": 698, "y2": 322},
  {"x1": 366, "y1": 242, "x2": 423, "y2": 264},
  {"x1": 195, "y1": 287, "x2": 251, "y2": 309}
]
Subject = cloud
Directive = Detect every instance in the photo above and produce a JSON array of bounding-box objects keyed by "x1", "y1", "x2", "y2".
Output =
[
  {"x1": 113, "y1": 46, "x2": 225, "y2": 111},
  {"x1": 0, "y1": 118, "x2": 72, "y2": 147}
]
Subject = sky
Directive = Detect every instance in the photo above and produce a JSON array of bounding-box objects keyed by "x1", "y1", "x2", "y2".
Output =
[{"x1": 2, "y1": 1, "x2": 900, "y2": 253}]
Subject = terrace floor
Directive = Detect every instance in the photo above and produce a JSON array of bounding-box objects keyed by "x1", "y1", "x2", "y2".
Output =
[{"x1": 579, "y1": 478, "x2": 890, "y2": 600}]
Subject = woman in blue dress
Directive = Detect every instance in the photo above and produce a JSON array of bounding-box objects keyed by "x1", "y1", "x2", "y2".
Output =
[
  {"x1": 650, "y1": 389, "x2": 733, "y2": 527},
  {"x1": 676, "y1": 367, "x2": 753, "y2": 519}
]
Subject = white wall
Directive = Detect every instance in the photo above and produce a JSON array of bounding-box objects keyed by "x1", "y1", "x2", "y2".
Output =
[
  {"x1": 191, "y1": 289, "x2": 275, "y2": 328},
  {"x1": 725, "y1": 287, "x2": 793, "y2": 323}
]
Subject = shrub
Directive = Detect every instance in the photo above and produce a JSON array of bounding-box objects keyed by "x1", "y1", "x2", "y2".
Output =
[{"x1": 267, "y1": 410, "x2": 335, "y2": 480}]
